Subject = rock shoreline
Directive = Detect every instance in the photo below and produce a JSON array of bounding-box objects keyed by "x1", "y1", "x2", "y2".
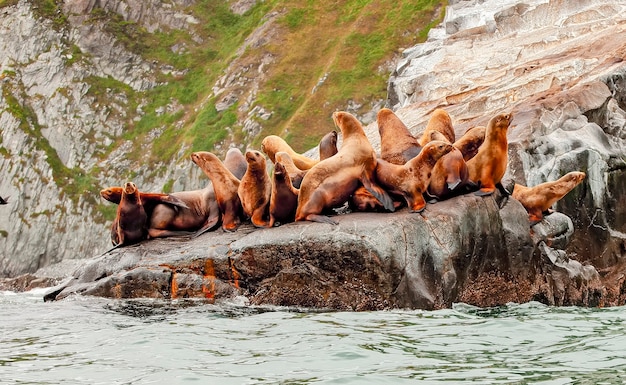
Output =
[{"x1": 28, "y1": 187, "x2": 606, "y2": 310}]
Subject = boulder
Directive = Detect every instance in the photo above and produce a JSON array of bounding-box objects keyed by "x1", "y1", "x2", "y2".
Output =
[{"x1": 42, "y1": 188, "x2": 604, "y2": 310}]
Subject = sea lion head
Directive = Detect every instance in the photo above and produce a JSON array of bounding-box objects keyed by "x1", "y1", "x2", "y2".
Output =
[
  {"x1": 245, "y1": 149, "x2": 267, "y2": 171},
  {"x1": 273, "y1": 161, "x2": 287, "y2": 180},
  {"x1": 565, "y1": 171, "x2": 586, "y2": 185},
  {"x1": 191, "y1": 151, "x2": 218, "y2": 168},
  {"x1": 100, "y1": 186, "x2": 120, "y2": 202},
  {"x1": 421, "y1": 140, "x2": 455, "y2": 164},
  {"x1": 333, "y1": 111, "x2": 362, "y2": 137}
]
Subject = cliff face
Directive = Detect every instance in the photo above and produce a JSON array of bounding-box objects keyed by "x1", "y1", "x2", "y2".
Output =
[
  {"x1": 0, "y1": 1, "x2": 174, "y2": 276},
  {"x1": 384, "y1": 0, "x2": 626, "y2": 271},
  {"x1": 0, "y1": 0, "x2": 441, "y2": 277}
]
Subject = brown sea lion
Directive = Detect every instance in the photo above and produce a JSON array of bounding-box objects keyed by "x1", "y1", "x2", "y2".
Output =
[
  {"x1": 454, "y1": 125, "x2": 486, "y2": 161},
  {"x1": 376, "y1": 141, "x2": 454, "y2": 212},
  {"x1": 223, "y1": 147, "x2": 248, "y2": 180},
  {"x1": 466, "y1": 113, "x2": 513, "y2": 196},
  {"x1": 512, "y1": 171, "x2": 586, "y2": 226},
  {"x1": 111, "y1": 182, "x2": 147, "y2": 246},
  {"x1": 147, "y1": 187, "x2": 221, "y2": 239},
  {"x1": 261, "y1": 135, "x2": 318, "y2": 170},
  {"x1": 0, "y1": 196, "x2": 9, "y2": 205},
  {"x1": 319, "y1": 130, "x2": 338, "y2": 160},
  {"x1": 275, "y1": 151, "x2": 307, "y2": 189},
  {"x1": 427, "y1": 147, "x2": 469, "y2": 201},
  {"x1": 418, "y1": 108, "x2": 455, "y2": 147},
  {"x1": 377, "y1": 107, "x2": 422, "y2": 164},
  {"x1": 238, "y1": 149, "x2": 271, "y2": 227},
  {"x1": 100, "y1": 187, "x2": 189, "y2": 212},
  {"x1": 269, "y1": 161, "x2": 299, "y2": 227},
  {"x1": 147, "y1": 150, "x2": 248, "y2": 238},
  {"x1": 295, "y1": 111, "x2": 394, "y2": 224},
  {"x1": 191, "y1": 151, "x2": 243, "y2": 232}
]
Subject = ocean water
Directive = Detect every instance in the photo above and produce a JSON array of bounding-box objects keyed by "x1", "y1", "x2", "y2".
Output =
[{"x1": 1, "y1": 289, "x2": 625, "y2": 385}]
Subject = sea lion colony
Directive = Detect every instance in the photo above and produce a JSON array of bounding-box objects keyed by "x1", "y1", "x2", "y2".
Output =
[{"x1": 101, "y1": 109, "x2": 586, "y2": 247}]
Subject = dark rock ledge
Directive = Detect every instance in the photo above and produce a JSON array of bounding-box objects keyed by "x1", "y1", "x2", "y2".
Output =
[{"x1": 29, "y1": 187, "x2": 608, "y2": 311}]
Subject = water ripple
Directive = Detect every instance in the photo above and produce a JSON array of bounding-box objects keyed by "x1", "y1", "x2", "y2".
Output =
[{"x1": 1, "y1": 293, "x2": 626, "y2": 384}]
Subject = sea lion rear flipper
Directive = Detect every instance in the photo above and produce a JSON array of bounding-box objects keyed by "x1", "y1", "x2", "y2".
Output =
[
  {"x1": 360, "y1": 173, "x2": 395, "y2": 212},
  {"x1": 306, "y1": 214, "x2": 339, "y2": 225},
  {"x1": 192, "y1": 216, "x2": 221, "y2": 237}
]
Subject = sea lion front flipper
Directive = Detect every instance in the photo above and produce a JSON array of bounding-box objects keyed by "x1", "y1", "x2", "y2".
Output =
[
  {"x1": 360, "y1": 172, "x2": 395, "y2": 212},
  {"x1": 160, "y1": 194, "x2": 189, "y2": 209}
]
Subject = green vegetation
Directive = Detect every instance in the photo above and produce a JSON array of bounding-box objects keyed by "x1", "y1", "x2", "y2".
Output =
[
  {"x1": 11, "y1": 0, "x2": 445, "y2": 212},
  {"x1": 2, "y1": 83, "x2": 98, "y2": 206},
  {"x1": 31, "y1": 0, "x2": 68, "y2": 31}
]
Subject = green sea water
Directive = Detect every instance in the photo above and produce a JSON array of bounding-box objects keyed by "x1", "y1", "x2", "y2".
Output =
[{"x1": 1, "y1": 289, "x2": 625, "y2": 384}]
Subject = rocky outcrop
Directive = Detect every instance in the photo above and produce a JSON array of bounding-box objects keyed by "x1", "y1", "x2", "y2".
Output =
[
  {"x1": 42, "y1": 187, "x2": 605, "y2": 309},
  {"x1": 383, "y1": 0, "x2": 626, "y2": 274}
]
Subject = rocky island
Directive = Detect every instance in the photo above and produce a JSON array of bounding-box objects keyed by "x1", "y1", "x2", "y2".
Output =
[{"x1": 3, "y1": 0, "x2": 626, "y2": 310}]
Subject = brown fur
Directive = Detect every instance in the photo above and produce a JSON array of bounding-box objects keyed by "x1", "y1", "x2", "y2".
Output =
[
  {"x1": 238, "y1": 150, "x2": 272, "y2": 227},
  {"x1": 147, "y1": 150, "x2": 247, "y2": 238},
  {"x1": 275, "y1": 151, "x2": 307, "y2": 189},
  {"x1": 427, "y1": 147, "x2": 469, "y2": 201},
  {"x1": 295, "y1": 111, "x2": 394, "y2": 224},
  {"x1": 261, "y1": 135, "x2": 318, "y2": 170},
  {"x1": 377, "y1": 107, "x2": 422, "y2": 165},
  {"x1": 319, "y1": 131, "x2": 338, "y2": 161},
  {"x1": 223, "y1": 147, "x2": 248, "y2": 180},
  {"x1": 418, "y1": 109, "x2": 455, "y2": 147},
  {"x1": 111, "y1": 182, "x2": 147, "y2": 246},
  {"x1": 191, "y1": 151, "x2": 243, "y2": 231},
  {"x1": 512, "y1": 171, "x2": 586, "y2": 225},
  {"x1": 454, "y1": 125, "x2": 486, "y2": 161},
  {"x1": 376, "y1": 141, "x2": 454, "y2": 212},
  {"x1": 269, "y1": 161, "x2": 300, "y2": 227},
  {"x1": 100, "y1": 187, "x2": 188, "y2": 213},
  {"x1": 466, "y1": 113, "x2": 512, "y2": 196}
]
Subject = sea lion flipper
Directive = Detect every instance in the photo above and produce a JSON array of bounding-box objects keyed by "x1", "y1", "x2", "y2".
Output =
[
  {"x1": 161, "y1": 194, "x2": 190, "y2": 209},
  {"x1": 305, "y1": 214, "x2": 339, "y2": 225},
  {"x1": 360, "y1": 173, "x2": 395, "y2": 212},
  {"x1": 192, "y1": 216, "x2": 221, "y2": 237}
]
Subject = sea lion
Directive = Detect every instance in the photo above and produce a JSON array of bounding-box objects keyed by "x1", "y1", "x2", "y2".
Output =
[
  {"x1": 100, "y1": 187, "x2": 189, "y2": 212},
  {"x1": 466, "y1": 113, "x2": 513, "y2": 196},
  {"x1": 375, "y1": 140, "x2": 455, "y2": 212},
  {"x1": 275, "y1": 151, "x2": 307, "y2": 189},
  {"x1": 454, "y1": 125, "x2": 486, "y2": 161},
  {"x1": 295, "y1": 111, "x2": 394, "y2": 224},
  {"x1": 223, "y1": 147, "x2": 248, "y2": 180},
  {"x1": 238, "y1": 149, "x2": 271, "y2": 227},
  {"x1": 191, "y1": 151, "x2": 243, "y2": 231},
  {"x1": 147, "y1": 150, "x2": 247, "y2": 238},
  {"x1": 377, "y1": 107, "x2": 422, "y2": 164},
  {"x1": 319, "y1": 130, "x2": 338, "y2": 160},
  {"x1": 111, "y1": 182, "x2": 147, "y2": 246},
  {"x1": 147, "y1": 187, "x2": 221, "y2": 239},
  {"x1": 0, "y1": 196, "x2": 8, "y2": 205},
  {"x1": 512, "y1": 171, "x2": 586, "y2": 226},
  {"x1": 427, "y1": 147, "x2": 469, "y2": 201},
  {"x1": 269, "y1": 161, "x2": 299, "y2": 227},
  {"x1": 418, "y1": 108, "x2": 455, "y2": 147},
  {"x1": 261, "y1": 135, "x2": 318, "y2": 170}
]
